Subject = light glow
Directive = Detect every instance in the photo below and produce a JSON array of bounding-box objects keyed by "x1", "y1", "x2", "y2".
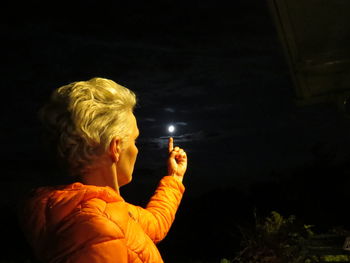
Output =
[{"x1": 168, "y1": 125, "x2": 175, "y2": 133}]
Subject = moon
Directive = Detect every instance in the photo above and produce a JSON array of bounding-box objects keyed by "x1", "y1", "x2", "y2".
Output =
[{"x1": 168, "y1": 125, "x2": 175, "y2": 133}]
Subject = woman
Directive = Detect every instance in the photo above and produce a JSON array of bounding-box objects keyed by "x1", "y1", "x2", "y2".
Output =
[{"x1": 19, "y1": 77, "x2": 187, "y2": 263}]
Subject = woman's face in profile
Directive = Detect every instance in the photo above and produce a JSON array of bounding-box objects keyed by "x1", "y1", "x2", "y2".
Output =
[{"x1": 116, "y1": 113, "x2": 139, "y2": 187}]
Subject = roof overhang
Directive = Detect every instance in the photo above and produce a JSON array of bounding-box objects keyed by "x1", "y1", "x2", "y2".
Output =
[{"x1": 267, "y1": 0, "x2": 350, "y2": 110}]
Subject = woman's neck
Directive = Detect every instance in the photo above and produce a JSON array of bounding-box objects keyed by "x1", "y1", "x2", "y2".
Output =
[{"x1": 80, "y1": 160, "x2": 120, "y2": 194}]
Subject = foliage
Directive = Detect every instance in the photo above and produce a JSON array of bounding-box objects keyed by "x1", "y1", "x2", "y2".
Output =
[{"x1": 232, "y1": 211, "x2": 315, "y2": 263}]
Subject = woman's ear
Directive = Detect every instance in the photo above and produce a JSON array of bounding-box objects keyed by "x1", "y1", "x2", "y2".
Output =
[{"x1": 109, "y1": 137, "x2": 121, "y2": 162}]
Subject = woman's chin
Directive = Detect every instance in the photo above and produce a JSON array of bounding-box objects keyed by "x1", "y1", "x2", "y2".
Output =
[{"x1": 119, "y1": 176, "x2": 132, "y2": 188}]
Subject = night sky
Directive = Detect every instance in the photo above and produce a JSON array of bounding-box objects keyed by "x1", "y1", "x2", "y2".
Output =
[{"x1": 2, "y1": 1, "x2": 350, "y2": 262}]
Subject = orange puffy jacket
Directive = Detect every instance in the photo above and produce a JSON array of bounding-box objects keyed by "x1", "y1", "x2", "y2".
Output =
[{"x1": 19, "y1": 176, "x2": 185, "y2": 263}]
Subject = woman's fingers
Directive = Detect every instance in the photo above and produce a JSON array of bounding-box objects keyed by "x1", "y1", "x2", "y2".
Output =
[
  {"x1": 169, "y1": 150, "x2": 178, "y2": 159},
  {"x1": 167, "y1": 137, "x2": 187, "y2": 179},
  {"x1": 168, "y1": 138, "x2": 181, "y2": 154},
  {"x1": 175, "y1": 149, "x2": 185, "y2": 157},
  {"x1": 168, "y1": 137, "x2": 174, "y2": 153},
  {"x1": 168, "y1": 137, "x2": 187, "y2": 163}
]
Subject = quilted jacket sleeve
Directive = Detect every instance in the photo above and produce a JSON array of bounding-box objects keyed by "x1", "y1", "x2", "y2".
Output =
[{"x1": 126, "y1": 176, "x2": 185, "y2": 243}]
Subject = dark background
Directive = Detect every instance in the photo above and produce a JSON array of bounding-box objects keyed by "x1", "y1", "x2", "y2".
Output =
[{"x1": 2, "y1": 0, "x2": 350, "y2": 262}]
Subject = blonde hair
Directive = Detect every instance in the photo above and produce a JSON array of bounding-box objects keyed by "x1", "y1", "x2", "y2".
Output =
[{"x1": 39, "y1": 77, "x2": 137, "y2": 176}]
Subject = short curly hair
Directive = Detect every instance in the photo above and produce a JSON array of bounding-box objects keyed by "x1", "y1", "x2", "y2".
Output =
[{"x1": 38, "y1": 77, "x2": 137, "y2": 176}]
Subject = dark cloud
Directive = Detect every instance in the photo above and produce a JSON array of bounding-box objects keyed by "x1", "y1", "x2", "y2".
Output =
[
  {"x1": 143, "y1": 118, "x2": 156, "y2": 124},
  {"x1": 146, "y1": 131, "x2": 206, "y2": 148},
  {"x1": 164, "y1": 107, "x2": 175, "y2": 113},
  {"x1": 175, "y1": 122, "x2": 188, "y2": 126}
]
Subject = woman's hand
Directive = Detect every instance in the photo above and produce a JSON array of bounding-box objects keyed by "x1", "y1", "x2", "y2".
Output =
[{"x1": 167, "y1": 137, "x2": 187, "y2": 183}]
